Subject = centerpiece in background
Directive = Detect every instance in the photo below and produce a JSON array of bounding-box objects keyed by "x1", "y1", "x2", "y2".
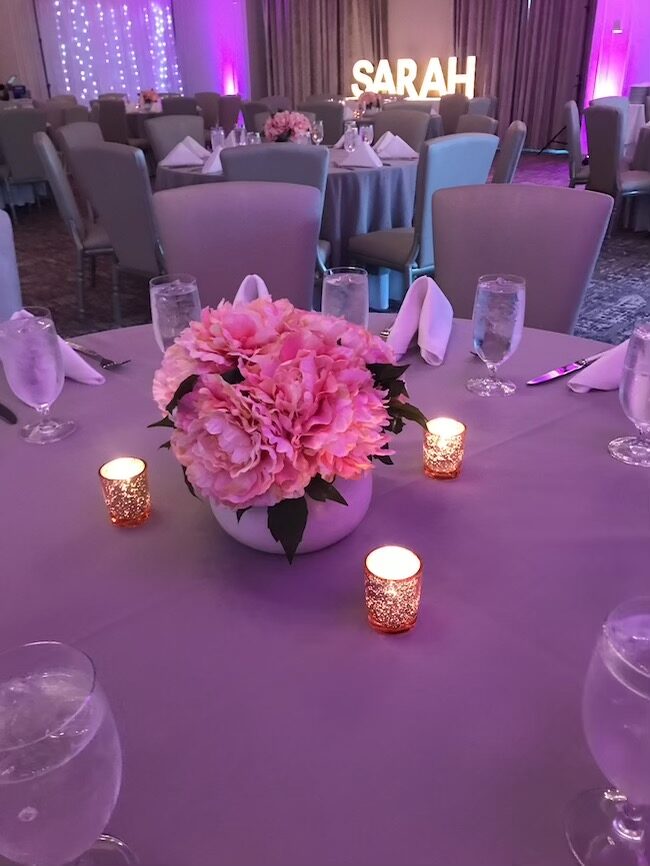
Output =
[
  {"x1": 139, "y1": 88, "x2": 159, "y2": 111},
  {"x1": 151, "y1": 297, "x2": 426, "y2": 561},
  {"x1": 358, "y1": 90, "x2": 383, "y2": 116},
  {"x1": 263, "y1": 111, "x2": 312, "y2": 143}
]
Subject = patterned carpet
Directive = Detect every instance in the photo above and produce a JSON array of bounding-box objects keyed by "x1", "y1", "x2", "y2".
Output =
[{"x1": 9, "y1": 151, "x2": 650, "y2": 343}]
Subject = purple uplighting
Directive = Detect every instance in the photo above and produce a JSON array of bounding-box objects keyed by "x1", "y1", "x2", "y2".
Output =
[{"x1": 585, "y1": 0, "x2": 650, "y2": 104}]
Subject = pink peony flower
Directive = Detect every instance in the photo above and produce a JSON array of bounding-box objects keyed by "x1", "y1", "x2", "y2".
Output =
[{"x1": 263, "y1": 110, "x2": 312, "y2": 142}]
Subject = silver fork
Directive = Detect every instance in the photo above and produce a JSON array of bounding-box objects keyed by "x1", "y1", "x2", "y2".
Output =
[{"x1": 67, "y1": 341, "x2": 131, "y2": 371}]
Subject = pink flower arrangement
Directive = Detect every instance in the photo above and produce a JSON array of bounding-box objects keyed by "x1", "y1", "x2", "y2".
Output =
[
  {"x1": 140, "y1": 89, "x2": 159, "y2": 105},
  {"x1": 263, "y1": 110, "x2": 312, "y2": 142},
  {"x1": 358, "y1": 91, "x2": 383, "y2": 111},
  {"x1": 151, "y1": 298, "x2": 426, "y2": 560}
]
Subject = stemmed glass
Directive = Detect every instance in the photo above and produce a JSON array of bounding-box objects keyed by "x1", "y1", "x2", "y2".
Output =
[
  {"x1": 0, "y1": 307, "x2": 76, "y2": 444},
  {"x1": 566, "y1": 598, "x2": 650, "y2": 866},
  {"x1": 0, "y1": 641, "x2": 136, "y2": 865},
  {"x1": 609, "y1": 320, "x2": 650, "y2": 467},
  {"x1": 322, "y1": 267, "x2": 369, "y2": 328},
  {"x1": 233, "y1": 125, "x2": 246, "y2": 146},
  {"x1": 343, "y1": 127, "x2": 358, "y2": 153},
  {"x1": 150, "y1": 273, "x2": 202, "y2": 352},
  {"x1": 360, "y1": 124, "x2": 374, "y2": 146},
  {"x1": 311, "y1": 120, "x2": 324, "y2": 146},
  {"x1": 467, "y1": 274, "x2": 526, "y2": 397}
]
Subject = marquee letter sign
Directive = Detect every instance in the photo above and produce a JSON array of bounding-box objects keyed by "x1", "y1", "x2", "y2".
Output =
[{"x1": 351, "y1": 56, "x2": 477, "y2": 100}]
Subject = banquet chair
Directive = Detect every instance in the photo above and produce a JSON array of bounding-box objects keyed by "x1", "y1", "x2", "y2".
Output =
[
  {"x1": 0, "y1": 210, "x2": 22, "y2": 320},
  {"x1": 56, "y1": 121, "x2": 104, "y2": 163},
  {"x1": 218, "y1": 95, "x2": 242, "y2": 135},
  {"x1": 564, "y1": 101, "x2": 589, "y2": 187},
  {"x1": 629, "y1": 85, "x2": 650, "y2": 105},
  {"x1": 254, "y1": 111, "x2": 272, "y2": 133},
  {"x1": 33, "y1": 98, "x2": 66, "y2": 133},
  {"x1": 63, "y1": 105, "x2": 90, "y2": 125},
  {"x1": 34, "y1": 132, "x2": 112, "y2": 315},
  {"x1": 98, "y1": 100, "x2": 148, "y2": 149},
  {"x1": 98, "y1": 93, "x2": 128, "y2": 101},
  {"x1": 589, "y1": 96, "x2": 629, "y2": 114},
  {"x1": 195, "y1": 92, "x2": 220, "y2": 131},
  {"x1": 469, "y1": 96, "x2": 498, "y2": 117},
  {"x1": 145, "y1": 115, "x2": 204, "y2": 163},
  {"x1": 162, "y1": 96, "x2": 199, "y2": 116},
  {"x1": 646, "y1": 96, "x2": 650, "y2": 123},
  {"x1": 153, "y1": 181, "x2": 321, "y2": 308},
  {"x1": 51, "y1": 94, "x2": 77, "y2": 106},
  {"x1": 438, "y1": 93, "x2": 470, "y2": 134},
  {"x1": 348, "y1": 133, "x2": 498, "y2": 295},
  {"x1": 372, "y1": 110, "x2": 430, "y2": 152},
  {"x1": 242, "y1": 101, "x2": 271, "y2": 131},
  {"x1": 433, "y1": 184, "x2": 611, "y2": 332},
  {"x1": 0, "y1": 110, "x2": 47, "y2": 222},
  {"x1": 259, "y1": 95, "x2": 291, "y2": 113},
  {"x1": 491, "y1": 120, "x2": 527, "y2": 183},
  {"x1": 73, "y1": 143, "x2": 163, "y2": 324},
  {"x1": 456, "y1": 114, "x2": 498, "y2": 135},
  {"x1": 296, "y1": 101, "x2": 344, "y2": 146},
  {"x1": 383, "y1": 100, "x2": 435, "y2": 115}
]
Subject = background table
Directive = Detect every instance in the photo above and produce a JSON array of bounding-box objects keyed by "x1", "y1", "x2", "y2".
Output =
[{"x1": 2, "y1": 319, "x2": 648, "y2": 866}]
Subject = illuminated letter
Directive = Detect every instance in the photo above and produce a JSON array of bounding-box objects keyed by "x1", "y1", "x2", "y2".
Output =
[
  {"x1": 446, "y1": 55, "x2": 476, "y2": 98},
  {"x1": 418, "y1": 57, "x2": 447, "y2": 98},
  {"x1": 372, "y1": 58, "x2": 397, "y2": 95},
  {"x1": 351, "y1": 59, "x2": 375, "y2": 98},
  {"x1": 395, "y1": 58, "x2": 419, "y2": 98}
]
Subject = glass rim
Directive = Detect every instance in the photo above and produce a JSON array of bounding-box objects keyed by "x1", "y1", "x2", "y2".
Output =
[
  {"x1": 22, "y1": 305, "x2": 53, "y2": 320},
  {"x1": 324, "y1": 267, "x2": 368, "y2": 277},
  {"x1": 364, "y1": 545, "x2": 423, "y2": 581},
  {"x1": 0, "y1": 641, "x2": 97, "y2": 752},
  {"x1": 478, "y1": 274, "x2": 526, "y2": 288},
  {"x1": 149, "y1": 273, "x2": 197, "y2": 289},
  {"x1": 602, "y1": 596, "x2": 650, "y2": 681}
]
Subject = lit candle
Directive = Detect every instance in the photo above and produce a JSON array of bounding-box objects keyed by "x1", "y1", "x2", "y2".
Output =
[
  {"x1": 99, "y1": 457, "x2": 151, "y2": 527},
  {"x1": 364, "y1": 545, "x2": 423, "y2": 633},
  {"x1": 423, "y1": 417, "x2": 466, "y2": 479}
]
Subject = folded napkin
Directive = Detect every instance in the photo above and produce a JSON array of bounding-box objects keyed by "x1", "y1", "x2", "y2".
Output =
[
  {"x1": 159, "y1": 142, "x2": 203, "y2": 168},
  {"x1": 202, "y1": 148, "x2": 223, "y2": 174},
  {"x1": 339, "y1": 141, "x2": 383, "y2": 168},
  {"x1": 223, "y1": 130, "x2": 238, "y2": 148},
  {"x1": 386, "y1": 275, "x2": 453, "y2": 366},
  {"x1": 568, "y1": 340, "x2": 628, "y2": 393},
  {"x1": 373, "y1": 131, "x2": 419, "y2": 160},
  {"x1": 8, "y1": 310, "x2": 105, "y2": 385},
  {"x1": 333, "y1": 135, "x2": 345, "y2": 149},
  {"x1": 181, "y1": 135, "x2": 210, "y2": 161},
  {"x1": 233, "y1": 274, "x2": 271, "y2": 306}
]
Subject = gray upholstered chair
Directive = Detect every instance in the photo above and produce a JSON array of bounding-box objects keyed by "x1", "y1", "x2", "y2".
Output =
[
  {"x1": 63, "y1": 105, "x2": 90, "y2": 125},
  {"x1": 195, "y1": 91, "x2": 220, "y2": 130},
  {"x1": 564, "y1": 101, "x2": 589, "y2": 187},
  {"x1": 153, "y1": 181, "x2": 322, "y2": 309},
  {"x1": 456, "y1": 114, "x2": 498, "y2": 135},
  {"x1": 33, "y1": 98, "x2": 66, "y2": 132},
  {"x1": 162, "y1": 96, "x2": 199, "y2": 116},
  {"x1": 242, "y1": 101, "x2": 271, "y2": 131},
  {"x1": 438, "y1": 93, "x2": 470, "y2": 134},
  {"x1": 0, "y1": 209, "x2": 22, "y2": 320},
  {"x1": 145, "y1": 115, "x2": 204, "y2": 163},
  {"x1": 51, "y1": 94, "x2": 77, "y2": 106},
  {"x1": 468, "y1": 96, "x2": 498, "y2": 117},
  {"x1": 217, "y1": 95, "x2": 242, "y2": 134},
  {"x1": 34, "y1": 132, "x2": 112, "y2": 315},
  {"x1": 589, "y1": 95, "x2": 629, "y2": 114},
  {"x1": 259, "y1": 95, "x2": 291, "y2": 113},
  {"x1": 0, "y1": 110, "x2": 47, "y2": 221},
  {"x1": 73, "y1": 143, "x2": 162, "y2": 324},
  {"x1": 383, "y1": 100, "x2": 435, "y2": 115},
  {"x1": 254, "y1": 111, "x2": 272, "y2": 133},
  {"x1": 297, "y1": 101, "x2": 344, "y2": 146},
  {"x1": 629, "y1": 85, "x2": 650, "y2": 105},
  {"x1": 99, "y1": 92, "x2": 128, "y2": 101},
  {"x1": 372, "y1": 110, "x2": 431, "y2": 152},
  {"x1": 348, "y1": 133, "x2": 499, "y2": 294},
  {"x1": 56, "y1": 121, "x2": 104, "y2": 164},
  {"x1": 98, "y1": 100, "x2": 148, "y2": 148},
  {"x1": 432, "y1": 183, "x2": 612, "y2": 333},
  {"x1": 647, "y1": 95, "x2": 650, "y2": 123},
  {"x1": 491, "y1": 120, "x2": 526, "y2": 183}
]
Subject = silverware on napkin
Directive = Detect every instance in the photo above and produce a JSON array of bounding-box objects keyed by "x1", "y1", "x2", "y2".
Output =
[
  {"x1": 66, "y1": 341, "x2": 131, "y2": 371},
  {"x1": 526, "y1": 351, "x2": 605, "y2": 385},
  {"x1": 0, "y1": 403, "x2": 17, "y2": 425}
]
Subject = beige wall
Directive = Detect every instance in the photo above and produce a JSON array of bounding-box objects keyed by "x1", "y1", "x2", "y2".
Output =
[
  {"x1": 387, "y1": 0, "x2": 454, "y2": 64},
  {"x1": 0, "y1": 0, "x2": 48, "y2": 99}
]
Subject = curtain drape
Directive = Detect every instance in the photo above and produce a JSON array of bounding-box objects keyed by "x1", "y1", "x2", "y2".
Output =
[{"x1": 262, "y1": 0, "x2": 388, "y2": 105}]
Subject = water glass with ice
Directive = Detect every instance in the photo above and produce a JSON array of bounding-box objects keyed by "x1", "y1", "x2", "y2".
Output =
[
  {"x1": 233, "y1": 125, "x2": 246, "y2": 146},
  {"x1": 322, "y1": 267, "x2": 369, "y2": 328},
  {"x1": 150, "y1": 273, "x2": 202, "y2": 352},
  {"x1": 210, "y1": 126, "x2": 225, "y2": 150},
  {"x1": 609, "y1": 320, "x2": 650, "y2": 467},
  {"x1": 246, "y1": 131, "x2": 261, "y2": 145}
]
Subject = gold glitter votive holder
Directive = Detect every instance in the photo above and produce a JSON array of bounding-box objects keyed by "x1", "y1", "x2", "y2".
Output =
[
  {"x1": 364, "y1": 545, "x2": 423, "y2": 634},
  {"x1": 423, "y1": 417, "x2": 466, "y2": 480},
  {"x1": 99, "y1": 457, "x2": 151, "y2": 527}
]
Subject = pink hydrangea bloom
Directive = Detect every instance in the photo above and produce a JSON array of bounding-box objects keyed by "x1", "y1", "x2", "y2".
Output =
[{"x1": 263, "y1": 111, "x2": 312, "y2": 142}]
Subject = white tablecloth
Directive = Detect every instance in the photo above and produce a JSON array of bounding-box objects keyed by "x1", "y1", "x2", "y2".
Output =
[{"x1": 624, "y1": 103, "x2": 646, "y2": 160}]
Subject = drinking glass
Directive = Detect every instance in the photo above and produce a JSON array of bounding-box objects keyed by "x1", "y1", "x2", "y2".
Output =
[
  {"x1": 566, "y1": 598, "x2": 650, "y2": 866},
  {"x1": 150, "y1": 273, "x2": 202, "y2": 352},
  {"x1": 360, "y1": 124, "x2": 374, "y2": 146},
  {"x1": 466, "y1": 274, "x2": 526, "y2": 397},
  {"x1": 0, "y1": 642, "x2": 136, "y2": 865},
  {"x1": 233, "y1": 125, "x2": 246, "y2": 146},
  {"x1": 322, "y1": 267, "x2": 369, "y2": 328},
  {"x1": 311, "y1": 120, "x2": 324, "y2": 146},
  {"x1": 0, "y1": 309, "x2": 76, "y2": 444},
  {"x1": 608, "y1": 320, "x2": 650, "y2": 467},
  {"x1": 210, "y1": 126, "x2": 225, "y2": 150},
  {"x1": 343, "y1": 128, "x2": 358, "y2": 153},
  {"x1": 246, "y1": 131, "x2": 261, "y2": 145}
]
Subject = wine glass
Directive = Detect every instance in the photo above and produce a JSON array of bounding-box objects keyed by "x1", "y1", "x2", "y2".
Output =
[
  {"x1": 343, "y1": 128, "x2": 358, "y2": 153},
  {"x1": 150, "y1": 273, "x2": 202, "y2": 352},
  {"x1": 233, "y1": 125, "x2": 246, "y2": 146},
  {"x1": 360, "y1": 124, "x2": 374, "y2": 146},
  {"x1": 210, "y1": 126, "x2": 225, "y2": 150},
  {"x1": 566, "y1": 598, "x2": 650, "y2": 866},
  {"x1": 311, "y1": 120, "x2": 324, "y2": 146},
  {"x1": 0, "y1": 309, "x2": 76, "y2": 444},
  {"x1": 0, "y1": 641, "x2": 136, "y2": 866},
  {"x1": 608, "y1": 320, "x2": 650, "y2": 467},
  {"x1": 466, "y1": 274, "x2": 526, "y2": 397},
  {"x1": 246, "y1": 131, "x2": 261, "y2": 145},
  {"x1": 322, "y1": 267, "x2": 369, "y2": 328}
]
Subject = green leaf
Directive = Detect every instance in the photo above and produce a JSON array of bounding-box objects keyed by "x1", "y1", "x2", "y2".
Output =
[
  {"x1": 391, "y1": 400, "x2": 429, "y2": 431},
  {"x1": 147, "y1": 416, "x2": 175, "y2": 429},
  {"x1": 181, "y1": 465, "x2": 197, "y2": 498},
  {"x1": 267, "y1": 496, "x2": 308, "y2": 563},
  {"x1": 165, "y1": 374, "x2": 199, "y2": 416},
  {"x1": 159, "y1": 440, "x2": 172, "y2": 450},
  {"x1": 221, "y1": 367, "x2": 245, "y2": 385},
  {"x1": 305, "y1": 475, "x2": 348, "y2": 506},
  {"x1": 236, "y1": 507, "x2": 251, "y2": 523},
  {"x1": 372, "y1": 453, "x2": 394, "y2": 465},
  {"x1": 368, "y1": 362, "x2": 410, "y2": 385}
]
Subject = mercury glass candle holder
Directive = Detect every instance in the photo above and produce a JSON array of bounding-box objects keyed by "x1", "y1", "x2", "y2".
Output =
[
  {"x1": 99, "y1": 457, "x2": 151, "y2": 527},
  {"x1": 364, "y1": 545, "x2": 423, "y2": 633},
  {"x1": 423, "y1": 417, "x2": 466, "y2": 479}
]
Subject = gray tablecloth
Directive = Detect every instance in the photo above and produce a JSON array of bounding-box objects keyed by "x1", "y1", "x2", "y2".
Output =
[
  {"x1": 1, "y1": 317, "x2": 646, "y2": 866},
  {"x1": 627, "y1": 126, "x2": 650, "y2": 231}
]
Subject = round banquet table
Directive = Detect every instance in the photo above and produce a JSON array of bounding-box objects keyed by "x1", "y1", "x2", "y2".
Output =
[{"x1": 1, "y1": 318, "x2": 649, "y2": 866}]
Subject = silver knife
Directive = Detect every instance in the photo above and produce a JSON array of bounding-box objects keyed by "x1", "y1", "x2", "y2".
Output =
[{"x1": 527, "y1": 351, "x2": 605, "y2": 385}]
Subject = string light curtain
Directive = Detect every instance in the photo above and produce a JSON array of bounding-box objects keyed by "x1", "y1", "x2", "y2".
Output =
[{"x1": 36, "y1": 0, "x2": 183, "y2": 103}]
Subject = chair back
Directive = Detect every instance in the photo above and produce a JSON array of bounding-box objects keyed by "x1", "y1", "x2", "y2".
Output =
[
  {"x1": 647, "y1": 95, "x2": 650, "y2": 124},
  {"x1": 590, "y1": 96, "x2": 629, "y2": 114},
  {"x1": 153, "y1": 181, "x2": 321, "y2": 308},
  {"x1": 145, "y1": 115, "x2": 204, "y2": 162},
  {"x1": 57, "y1": 121, "x2": 104, "y2": 159},
  {"x1": 629, "y1": 85, "x2": 649, "y2": 105},
  {"x1": 564, "y1": 101, "x2": 584, "y2": 184},
  {"x1": 33, "y1": 131, "x2": 85, "y2": 243},
  {"x1": 296, "y1": 102, "x2": 344, "y2": 145},
  {"x1": 73, "y1": 143, "x2": 159, "y2": 274},
  {"x1": 468, "y1": 96, "x2": 498, "y2": 117},
  {"x1": 195, "y1": 92, "x2": 220, "y2": 129},
  {"x1": 372, "y1": 110, "x2": 430, "y2": 152},
  {"x1": 99, "y1": 93, "x2": 128, "y2": 101},
  {"x1": 0, "y1": 110, "x2": 47, "y2": 182},
  {"x1": 0, "y1": 210, "x2": 22, "y2": 321},
  {"x1": 303, "y1": 94, "x2": 342, "y2": 104},
  {"x1": 157, "y1": 92, "x2": 180, "y2": 98},
  {"x1": 433, "y1": 184, "x2": 612, "y2": 332},
  {"x1": 63, "y1": 105, "x2": 89, "y2": 125},
  {"x1": 242, "y1": 101, "x2": 271, "y2": 131},
  {"x1": 162, "y1": 96, "x2": 199, "y2": 116},
  {"x1": 259, "y1": 95, "x2": 291, "y2": 113},
  {"x1": 491, "y1": 120, "x2": 526, "y2": 183},
  {"x1": 218, "y1": 95, "x2": 242, "y2": 134},
  {"x1": 52, "y1": 94, "x2": 77, "y2": 106},
  {"x1": 33, "y1": 98, "x2": 65, "y2": 131},
  {"x1": 98, "y1": 100, "x2": 129, "y2": 143},
  {"x1": 585, "y1": 105, "x2": 623, "y2": 197},
  {"x1": 413, "y1": 133, "x2": 498, "y2": 269},
  {"x1": 254, "y1": 111, "x2": 272, "y2": 133},
  {"x1": 456, "y1": 114, "x2": 498, "y2": 135},
  {"x1": 383, "y1": 100, "x2": 434, "y2": 115},
  {"x1": 438, "y1": 93, "x2": 469, "y2": 134}
]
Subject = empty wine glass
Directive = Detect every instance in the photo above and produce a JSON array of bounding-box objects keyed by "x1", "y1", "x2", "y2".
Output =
[
  {"x1": 609, "y1": 320, "x2": 650, "y2": 467},
  {"x1": 322, "y1": 267, "x2": 369, "y2": 328},
  {"x1": 311, "y1": 120, "x2": 324, "y2": 146},
  {"x1": 466, "y1": 274, "x2": 526, "y2": 397},
  {"x1": 360, "y1": 124, "x2": 374, "y2": 146},
  {"x1": 565, "y1": 598, "x2": 650, "y2": 866},
  {"x1": 210, "y1": 126, "x2": 225, "y2": 150},
  {"x1": 0, "y1": 309, "x2": 76, "y2": 444},
  {"x1": 344, "y1": 127, "x2": 358, "y2": 153},
  {"x1": 150, "y1": 273, "x2": 202, "y2": 352},
  {"x1": 0, "y1": 642, "x2": 136, "y2": 866}
]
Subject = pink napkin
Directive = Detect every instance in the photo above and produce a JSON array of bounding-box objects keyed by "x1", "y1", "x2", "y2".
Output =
[
  {"x1": 386, "y1": 276, "x2": 453, "y2": 365},
  {"x1": 568, "y1": 341, "x2": 628, "y2": 392},
  {"x1": 202, "y1": 149, "x2": 223, "y2": 174},
  {"x1": 233, "y1": 275, "x2": 271, "y2": 305},
  {"x1": 159, "y1": 142, "x2": 203, "y2": 167},
  {"x1": 339, "y1": 141, "x2": 383, "y2": 168}
]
